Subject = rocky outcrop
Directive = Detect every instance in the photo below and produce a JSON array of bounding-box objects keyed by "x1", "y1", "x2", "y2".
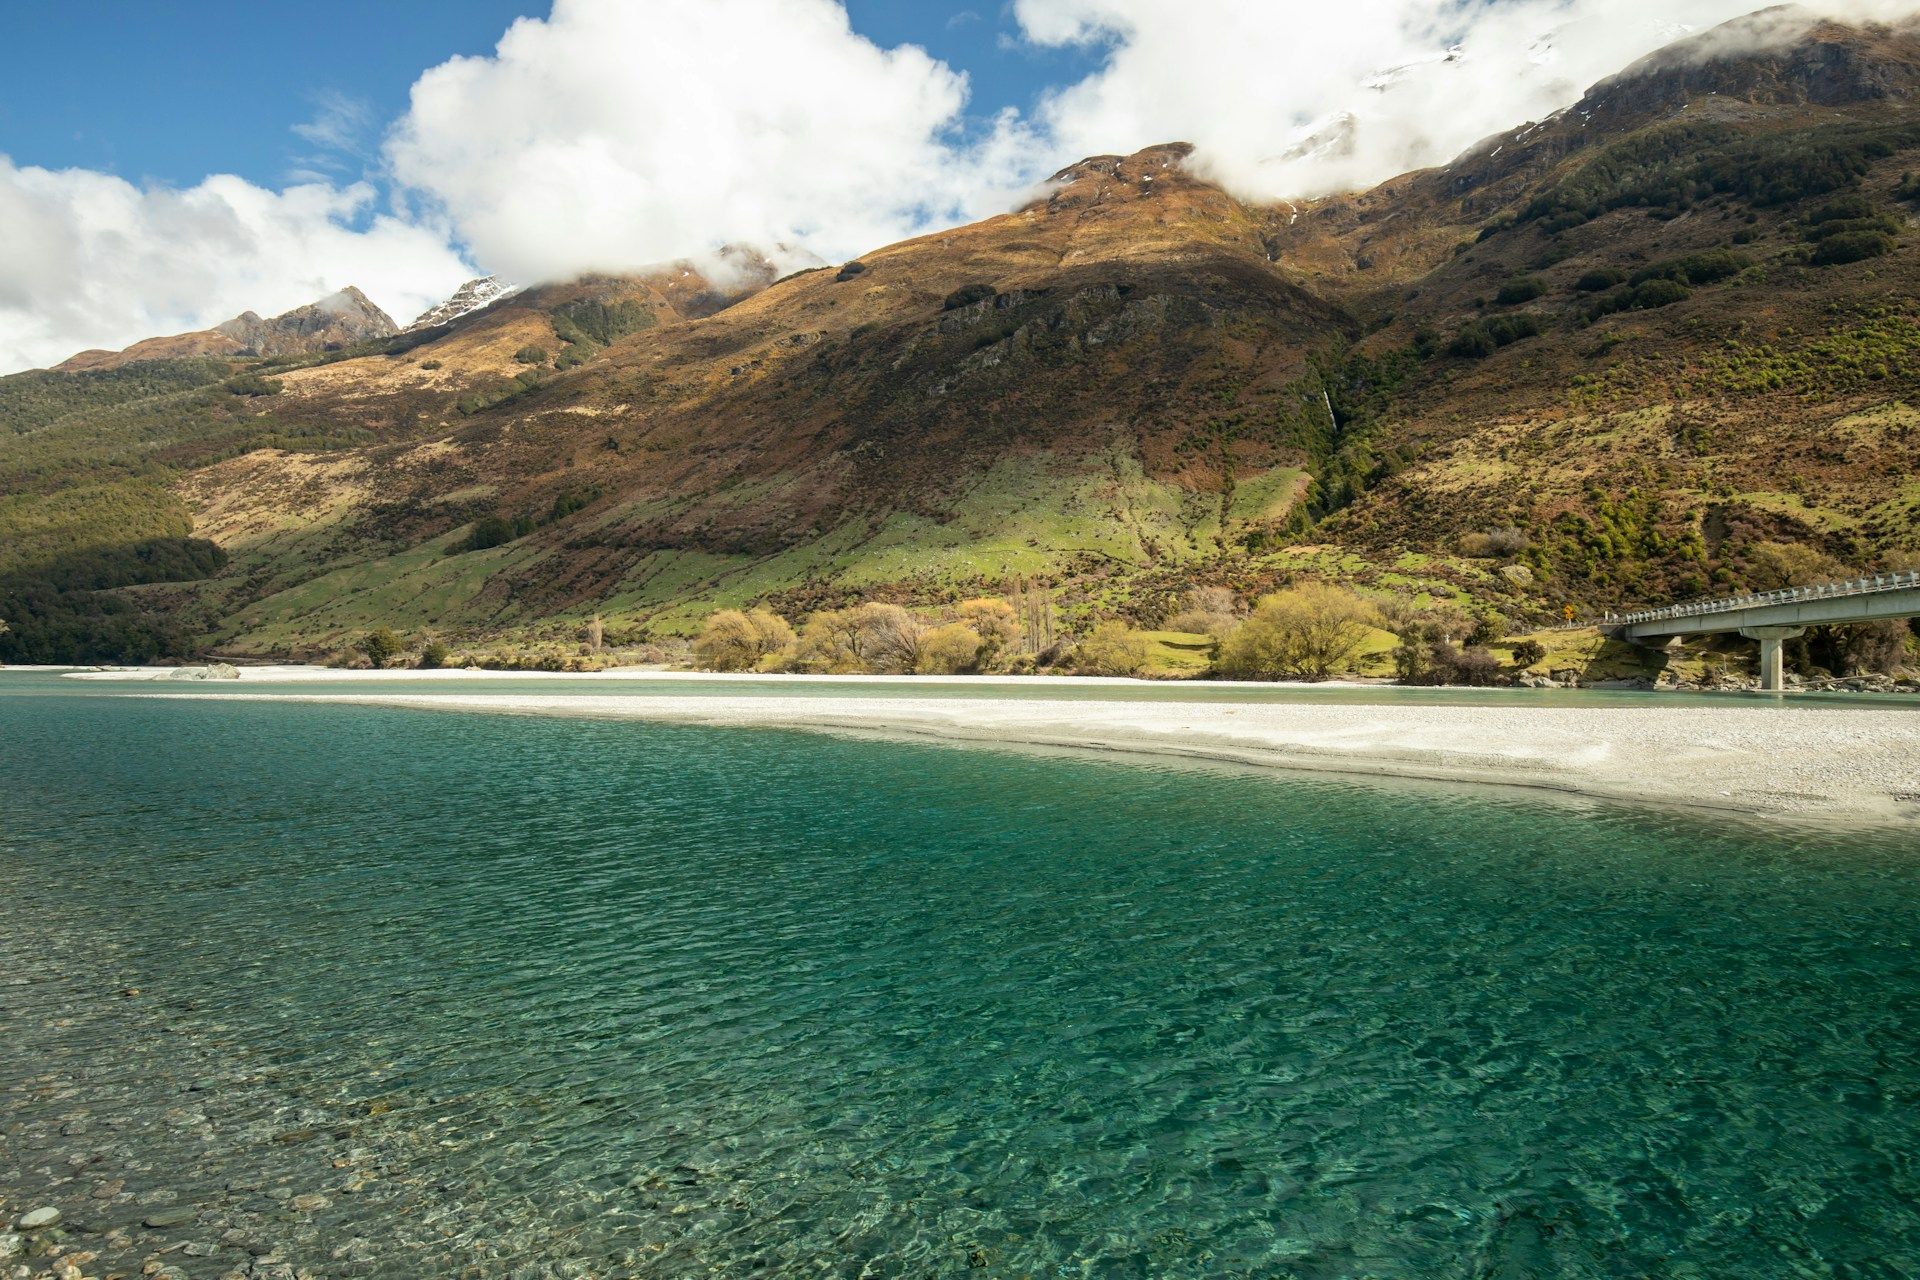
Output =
[
  {"x1": 213, "y1": 287, "x2": 396, "y2": 356},
  {"x1": 55, "y1": 287, "x2": 396, "y2": 372}
]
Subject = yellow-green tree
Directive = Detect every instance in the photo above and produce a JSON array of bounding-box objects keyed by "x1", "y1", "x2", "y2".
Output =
[
  {"x1": 917, "y1": 623, "x2": 984, "y2": 674},
  {"x1": 957, "y1": 598, "x2": 1021, "y2": 668},
  {"x1": 795, "y1": 609, "x2": 866, "y2": 673},
  {"x1": 1072, "y1": 622, "x2": 1152, "y2": 677},
  {"x1": 793, "y1": 602, "x2": 924, "y2": 673},
  {"x1": 694, "y1": 608, "x2": 795, "y2": 671},
  {"x1": 1216, "y1": 584, "x2": 1379, "y2": 680}
]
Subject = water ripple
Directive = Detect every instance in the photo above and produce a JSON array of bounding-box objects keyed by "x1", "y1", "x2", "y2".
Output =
[{"x1": 1, "y1": 683, "x2": 1917, "y2": 1277}]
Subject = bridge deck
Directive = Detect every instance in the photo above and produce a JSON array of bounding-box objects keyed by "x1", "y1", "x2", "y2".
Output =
[{"x1": 1610, "y1": 571, "x2": 1920, "y2": 640}]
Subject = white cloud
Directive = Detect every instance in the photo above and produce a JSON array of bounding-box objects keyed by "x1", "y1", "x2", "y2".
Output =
[
  {"x1": 0, "y1": 158, "x2": 473, "y2": 372},
  {"x1": 1011, "y1": 0, "x2": 1920, "y2": 201},
  {"x1": 292, "y1": 91, "x2": 378, "y2": 157},
  {"x1": 385, "y1": 0, "x2": 1044, "y2": 284},
  {"x1": 6, "y1": 0, "x2": 1914, "y2": 375}
]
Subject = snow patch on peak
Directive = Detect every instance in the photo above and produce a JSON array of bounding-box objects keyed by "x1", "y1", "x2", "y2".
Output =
[{"x1": 406, "y1": 276, "x2": 517, "y2": 332}]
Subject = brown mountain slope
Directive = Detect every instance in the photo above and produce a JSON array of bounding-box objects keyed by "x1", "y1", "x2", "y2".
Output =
[
  {"x1": 6, "y1": 11, "x2": 1920, "y2": 664},
  {"x1": 175, "y1": 144, "x2": 1357, "y2": 648}
]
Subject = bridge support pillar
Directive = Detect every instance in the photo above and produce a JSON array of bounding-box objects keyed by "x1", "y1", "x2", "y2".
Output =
[{"x1": 1740, "y1": 626, "x2": 1805, "y2": 693}]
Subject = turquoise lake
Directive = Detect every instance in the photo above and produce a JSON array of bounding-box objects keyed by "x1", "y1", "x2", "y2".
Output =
[{"x1": 2, "y1": 670, "x2": 1917, "y2": 1277}]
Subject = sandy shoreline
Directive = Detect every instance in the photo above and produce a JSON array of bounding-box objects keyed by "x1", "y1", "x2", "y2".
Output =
[{"x1": 107, "y1": 676, "x2": 1920, "y2": 828}]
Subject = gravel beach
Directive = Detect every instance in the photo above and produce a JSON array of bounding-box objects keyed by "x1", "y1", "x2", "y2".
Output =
[{"x1": 131, "y1": 680, "x2": 1920, "y2": 826}]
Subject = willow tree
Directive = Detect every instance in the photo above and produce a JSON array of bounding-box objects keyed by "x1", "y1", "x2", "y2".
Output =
[
  {"x1": 694, "y1": 609, "x2": 795, "y2": 672},
  {"x1": 1216, "y1": 584, "x2": 1379, "y2": 681}
]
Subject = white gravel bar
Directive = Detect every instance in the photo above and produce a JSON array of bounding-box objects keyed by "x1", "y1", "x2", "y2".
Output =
[{"x1": 107, "y1": 672, "x2": 1920, "y2": 827}]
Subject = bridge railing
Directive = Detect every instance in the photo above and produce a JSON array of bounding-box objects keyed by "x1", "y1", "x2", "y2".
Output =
[{"x1": 1604, "y1": 569, "x2": 1920, "y2": 628}]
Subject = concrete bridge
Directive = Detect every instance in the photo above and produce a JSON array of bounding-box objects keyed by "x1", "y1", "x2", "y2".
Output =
[{"x1": 1605, "y1": 570, "x2": 1920, "y2": 691}]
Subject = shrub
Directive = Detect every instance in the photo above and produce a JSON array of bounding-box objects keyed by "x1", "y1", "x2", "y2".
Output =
[
  {"x1": 1459, "y1": 527, "x2": 1529, "y2": 558},
  {"x1": 1395, "y1": 628, "x2": 1504, "y2": 686},
  {"x1": 942, "y1": 282, "x2": 998, "y2": 311},
  {"x1": 1072, "y1": 622, "x2": 1153, "y2": 677},
  {"x1": 1215, "y1": 584, "x2": 1379, "y2": 681},
  {"x1": 1164, "y1": 586, "x2": 1240, "y2": 638},
  {"x1": 1575, "y1": 267, "x2": 1627, "y2": 292},
  {"x1": 1811, "y1": 230, "x2": 1894, "y2": 266},
  {"x1": 835, "y1": 261, "x2": 868, "y2": 281},
  {"x1": 1495, "y1": 276, "x2": 1548, "y2": 305},
  {"x1": 1438, "y1": 642, "x2": 1505, "y2": 686},
  {"x1": 1629, "y1": 250, "x2": 1746, "y2": 287},
  {"x1": 1809, "y1": 194, "x2": 1878, "y2": 224},
  {"x1": 1511, "y1": 639, "x2": 1548, "y2": 668},
  {"x1": 224, "y1": 373, "x2": 283, "y2": 397},
  {"x1": 547, "y1": 488, "x2": 600, "y2": 522},
  {"x1": 916, "y1": 624, "x2": 984, "y2": 674},
  {"x1": 357, "y1": 628, "x2": 403, "y2": 669},
  {"x1": 419, "y1": 360, "x2": 443, "y2": 371},
  {"x1": 694, "y1": 608, "x2": 795, "y2": 672},
  {"x1": 1447, "y1": 313, "x2": 1543, "y2": 358},
  {"x1": 1586, "y1": 278, "x2": 1690, "y2": 319},
  {"x1": 418, "y1": 641, "x2": 451, "y2": 670},
  {"x1": 460, "y1": 516, "x2": 518, "y2": 552},
  {"x1": 1805, "y1": 215, "x2": 1900, "y2": 242},
  {"x1": 513, "y1": 345, "x2": 549, "y2": 365}
]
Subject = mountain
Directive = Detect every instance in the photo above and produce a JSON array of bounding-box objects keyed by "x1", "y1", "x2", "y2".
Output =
[
  {"x1": 54, "y1": 287, "x2": 398, "y2": 373},
  {"x1": 407, "y1": 277, "x2": 516, "y2": 332},
  {"x1": 3, "y1": 9, "x2": 1919, "y2": 666}
]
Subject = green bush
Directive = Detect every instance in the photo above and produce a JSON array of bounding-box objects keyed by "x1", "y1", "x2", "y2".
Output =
[
  {"x1": 1447, "y1": 313, "x2": 1544, "y2": 358},
  {"x1": 418, "y1": 641, "x2": 450, "y2": 669},
  {"x1": 513, "y1": 345, "x2": 549, "y2": 365},
  {"x1": 460, "y1": 516, "x2": 517, "y2": 551},
  {"x1": 1808, "y1": 194, "x2": 1878, "y2": 224},
  {"x1": 1586, "y1": 278, "x2": 1690, "y2": 319},
  {"x1": 1812, "y1": 231, "x2": 1895, "y2": 266},
  {"x1": 223, "y1": 373, "x2": 283, "y2": 397},
  {"x1": 1629, "y1": 250, "x2": 1746, "y2": 287},
  {"x1": 357, "y1": 628, "x2": 403, "y2": 668},
  {"x1": 546, "y1": 488, "x2": 600, "y2": 522},
  {"x1": 1575, "y1": 268, "x2": 1627, "y2": 292},
  {"x1": 1807, "y1": 215, "x2": 1901, "y2": 241},
  {"x1": 1495, "y1": 276, "x2": 1548, "y2": 305}
]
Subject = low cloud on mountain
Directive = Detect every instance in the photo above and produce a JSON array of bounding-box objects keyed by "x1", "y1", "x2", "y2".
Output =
[
  {"x1": 1012, "y1": 0, "x2": 1920, "y2": 200},
  {"x1": 3, "y1": 0, "x2": 1917, "y2": 372},
  {"x1": 0, "y1": 160, "x2": 470, "y2": 373}
]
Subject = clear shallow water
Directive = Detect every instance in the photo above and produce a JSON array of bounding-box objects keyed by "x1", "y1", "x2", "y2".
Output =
[
  {"x1": 66, "y1": 666, "x2": 1920, "y2": 711},
  {"x1": 2, "y1": 673, "x2": 1918, "y2": 1277}
]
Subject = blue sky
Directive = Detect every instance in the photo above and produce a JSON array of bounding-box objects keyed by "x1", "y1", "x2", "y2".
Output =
[{"x1": 0, "y1": 1, "x2": 1099, "y2": 196}]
